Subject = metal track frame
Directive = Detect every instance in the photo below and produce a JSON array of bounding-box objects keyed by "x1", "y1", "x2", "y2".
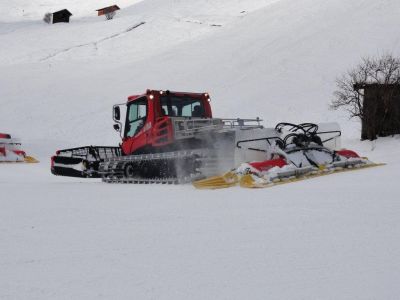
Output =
[{"x1": 100, "y1": 149, "x2": 214, "y2": 184}]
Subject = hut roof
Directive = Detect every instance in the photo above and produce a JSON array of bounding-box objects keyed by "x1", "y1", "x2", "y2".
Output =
[
  {"x1": 96, "y1": 5, "x2": 120, "y2": 12},
  {"x1": 354, "y1": 83, "x2": 400, "y2": 90},
  {"x1": 53, "y1": 9, "x2": 72, "y2": 16}
]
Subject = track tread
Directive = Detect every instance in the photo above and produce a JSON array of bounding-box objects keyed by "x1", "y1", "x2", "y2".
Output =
[{"x1": 100, "y1": 149, "x2": 216, "y2": 184}]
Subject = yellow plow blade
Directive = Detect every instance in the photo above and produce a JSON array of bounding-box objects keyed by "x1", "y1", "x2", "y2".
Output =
[
  {"x1": 239, "y1": 174, "x2": 271, "y2": 188},
  {"x1": 192, "y1": 171, "x2": 238, "y2": 189},
  {"x1": 0, "y1": 156, "x2": 39, "y2": 163},
  {"x1": 193, "y1": 162, "x2": 385, "y2": 190},
  {"x1": 240, "y1": 162, "x2": 386, "y2": 189},
  {"x1": 24, "y1": 156, "x2": 39, "y2": 163}
]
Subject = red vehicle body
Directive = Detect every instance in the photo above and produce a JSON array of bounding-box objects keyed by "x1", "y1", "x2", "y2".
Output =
[
  {"x1": 117, "y1": 89, "x2": 213, "y2": 155},
  {"x1": 51, "y1": 89, "x2": 219, "y2": 178}
]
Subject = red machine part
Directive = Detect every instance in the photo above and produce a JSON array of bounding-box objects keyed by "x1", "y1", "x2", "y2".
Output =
[
  {"x1": 0, "y1": 133, "x2": 26, "y2": 158},
  {"x1": 1, "y1": 133, "x2": 10, "y2": 157},
  {"x1": 0, "y1": 133, "x2": 11, "y2": 139},
  {"x1": 336, "y1": 149, "x2": 360, "y2": 158},
  {"x1": 13, "y1": 150, "x2": 26, "y2": 157},
  {"x1": 0, "y1": 147, "x2": 26, "y2": 158},
  {"x1": 249, "y1": 158, "x2": 287, "y2": 172}
]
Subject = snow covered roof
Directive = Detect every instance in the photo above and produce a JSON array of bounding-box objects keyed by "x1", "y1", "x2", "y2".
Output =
[{"x1": 96, "y1": 5, "x2": 120, "y2": 16}]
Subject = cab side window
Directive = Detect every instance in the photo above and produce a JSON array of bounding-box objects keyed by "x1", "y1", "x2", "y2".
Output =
[
  {"x1": 182, "y1": 101, "x2": 204, "y2": 117},
  {"x1": 126, "y1": 98, "x2": 147, "y2": 137},
  {"x1": 162, "y1": 105, "x2": 178, "y2": 116},
  {"x1": 160, "y1": 95, "x2": 205, "y2": 117}
]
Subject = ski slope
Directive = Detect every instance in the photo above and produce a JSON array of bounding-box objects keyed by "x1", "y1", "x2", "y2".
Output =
[{"x1": 1, "y1": 0, "x2": 400, "y2": 299}]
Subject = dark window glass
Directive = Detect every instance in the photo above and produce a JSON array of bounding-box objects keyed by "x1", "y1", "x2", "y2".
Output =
[
  {"x1": 126, "y1": 98, "x2": 147, "y2": 137},
  {"x1": 160, "y1": 95, "x2": 205, "y2": 117}
]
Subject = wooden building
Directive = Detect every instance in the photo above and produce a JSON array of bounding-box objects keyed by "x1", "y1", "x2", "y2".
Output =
[
  {"x1": 96, "y1": 5, "x2": 120, "y2": 16},
  {"x1": 51, "y1": 9, "x2": 72, "y2": 23},
  {"x1": 354, "y1": 83, "x2": 400, "y2": 140}
]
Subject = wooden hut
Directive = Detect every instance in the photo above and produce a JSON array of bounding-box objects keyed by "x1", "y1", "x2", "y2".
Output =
[
  {"x1": 51, "y1": 9, "x2": 72, "y2": 24},
  {"x1": 96, "y1": 5, "x2": 120, "y2": 16},
  {"x1": 354, "y1": 83, "x2": 400, "y2": 140}
]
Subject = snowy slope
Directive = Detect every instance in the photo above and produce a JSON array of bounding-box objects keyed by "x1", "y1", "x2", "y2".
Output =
[
  {"x1": 2, "y1": 158, "x2": 399, "y2": 300},
  {"x1": 1, "y1": 0, "x2": 400, "y2": 299},
  {"x1": 0, "y1": 0, "x2": 399, "y2": 144},
  {"x1": 0, "y1": 0, "x2": 145, "y2": 21}
]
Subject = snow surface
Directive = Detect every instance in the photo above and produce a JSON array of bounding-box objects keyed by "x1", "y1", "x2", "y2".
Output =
[{"x1": 1, "y1": 0, "x2": 400, "y2": 299}]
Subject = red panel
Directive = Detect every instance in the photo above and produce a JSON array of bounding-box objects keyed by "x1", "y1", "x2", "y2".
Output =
[
  {"x1": 249, "y1": 158, "x2": 287, "y2": 172},
  {"x1": 336, "y1": 149, "x2": 360, "y2": 158},
  {"x1": 13, "y1": 150, "x2": 26, "y2": 157},
  {"x1": 151, "y1": 117, "x2": 173, "y2": 147},
  {"x1": 0, "y1": 147, "x2": 25, "y2": 158},
  {"x1": 0, "y1": 133, "x2": 11, "y2": 139}
]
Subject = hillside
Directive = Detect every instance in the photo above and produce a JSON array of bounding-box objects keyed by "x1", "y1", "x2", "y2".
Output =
[
  {"x1": 1, "y1": 0, "x2": 399, "y2": 299},
  {"x1": 1, "y1": 0, "x2": 399, "y2": 145}
]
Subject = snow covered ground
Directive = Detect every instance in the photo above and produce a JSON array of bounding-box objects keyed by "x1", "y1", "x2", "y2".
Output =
[{"x1": 1, "y1": 0, "x2": 400, "y2": 299}]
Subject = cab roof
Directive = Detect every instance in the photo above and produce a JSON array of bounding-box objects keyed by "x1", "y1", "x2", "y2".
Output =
[{"x1": 127, "y1": 90, "x2": 208, "y2": 102}]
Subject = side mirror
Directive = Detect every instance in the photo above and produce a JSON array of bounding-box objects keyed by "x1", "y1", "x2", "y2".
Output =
[
  {"x1": 113, "y1": 124, "x2": 121, "y2": 132},
  {"x1": 113, "y1": 106, "x2": 121, "y2": 121}
]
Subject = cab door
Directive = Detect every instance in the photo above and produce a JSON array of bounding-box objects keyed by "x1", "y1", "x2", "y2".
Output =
[{"x1": 121, "y1": 97, "x2": 150, "y2": 155}]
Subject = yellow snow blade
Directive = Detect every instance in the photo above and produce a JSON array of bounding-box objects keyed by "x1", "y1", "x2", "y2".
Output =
[
  {"x1": 194, "y1": 162, "x2": 385, "y2": 190},
  {"x1": 193, "y1": 171, "x2": 239, "y2": 189},
  {"x1": 0, "y1": 157, "x2": 39, "y2": 163},
  {"x1": 239, "y1": 174, "x2": 271, "y2": 188},
  {"x1": 241, "y1": 162, "x2": 386, "y2": 189},
  {"x1": 24, "y1": 156, "x2": 39, "y2": 163}
]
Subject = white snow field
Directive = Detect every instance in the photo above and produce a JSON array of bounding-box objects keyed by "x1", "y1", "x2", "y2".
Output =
[{"x1": 1, "y1": 0, "x2": 400, "y2": 299}]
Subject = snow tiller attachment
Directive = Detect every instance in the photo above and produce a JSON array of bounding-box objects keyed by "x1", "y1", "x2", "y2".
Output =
[
  {"x1": 0, "y1": 133, "x2": 38, "y2": 163},
  {"x1": 51, "y1": 146, "x2": 121, "y2": 178},
  {"x1": 193, "y1": 122, "x2": 384, "y2": 189}
]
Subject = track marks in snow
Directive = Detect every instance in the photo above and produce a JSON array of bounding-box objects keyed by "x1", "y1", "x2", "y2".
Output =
[
  {"x1": 40, "y1": 21, "x2": 146, "y2": 62},
  {"x1": 96, "y1": 21, "x2": 146, "y2": 44},
  {"x1": 182, "y1": 18, "x2": 223, "y2": 27}
]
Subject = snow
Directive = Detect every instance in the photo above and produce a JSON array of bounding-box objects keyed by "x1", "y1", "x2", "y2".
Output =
[
  {"x1": 0, "y1": 0, "x2": 145, "y2": 22},
  {"x1": 1, "y1": 0, "x2": 400, "y2": 299}
]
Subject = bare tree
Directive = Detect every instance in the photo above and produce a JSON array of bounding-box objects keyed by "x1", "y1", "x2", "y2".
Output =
[
  {"x1": 105, "y1": 11, "x2": 116, "y2": 20},
  {"x1": 331, "y1": 54, "x2": 400, "y2": 139}
]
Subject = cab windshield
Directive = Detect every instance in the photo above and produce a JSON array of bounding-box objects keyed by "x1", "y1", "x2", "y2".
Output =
[
  {"x1": 125, "y1": 97, "x2": 147, "y2": 138},
  {"x1": 160, "y1": 95, "x2": 205, "y2": 118}
]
